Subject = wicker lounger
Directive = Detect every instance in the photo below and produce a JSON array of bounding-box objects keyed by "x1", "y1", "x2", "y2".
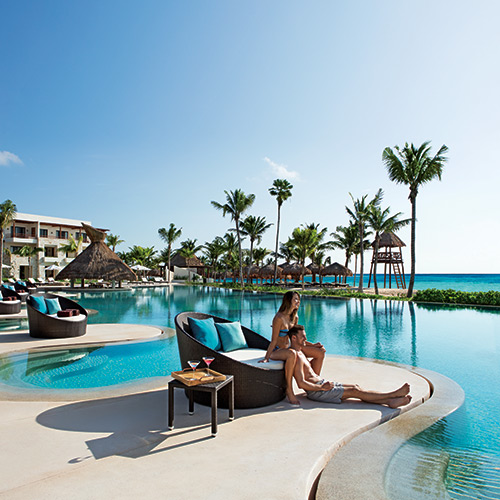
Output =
[
  {"x1": 175, "y1": 312, "x2": 286, "y2": 409},
  {"x1": 0, "y1": 286, "x2": 22, "y2": 314},
  {"x1": 27, "y1": 292, "x2": 88, "y2": 338}
]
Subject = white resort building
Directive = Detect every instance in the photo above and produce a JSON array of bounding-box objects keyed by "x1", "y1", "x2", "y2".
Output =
[{"x1": 3, "y1": 213, "x2": 100, "y2": 280}]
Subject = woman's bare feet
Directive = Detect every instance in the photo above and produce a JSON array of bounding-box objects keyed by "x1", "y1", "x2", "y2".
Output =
[
  {"x1": 387, "y1": 395, "x2": 412, "y2": 408},
  {"x1": 286, "y1": 392, "x2": 300, "y2": 406}
]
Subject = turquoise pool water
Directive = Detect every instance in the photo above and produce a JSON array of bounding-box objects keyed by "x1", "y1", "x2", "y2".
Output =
[{"x1": 0, "y1": 286, "x2": 498, "y2": 498}]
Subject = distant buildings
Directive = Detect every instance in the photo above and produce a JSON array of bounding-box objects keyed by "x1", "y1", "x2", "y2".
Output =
[{"x1": 3, "y1": 213, "x2": 98, "y2": 280}]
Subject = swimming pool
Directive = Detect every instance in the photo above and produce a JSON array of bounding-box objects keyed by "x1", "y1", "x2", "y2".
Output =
[{"x1": 0, "y1": 286, "x2": 498, "y2": 498}]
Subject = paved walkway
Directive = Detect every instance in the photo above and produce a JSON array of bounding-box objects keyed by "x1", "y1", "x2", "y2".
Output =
[{"x1": 0, "y1": 325, "x2": 461, "y2": 499}]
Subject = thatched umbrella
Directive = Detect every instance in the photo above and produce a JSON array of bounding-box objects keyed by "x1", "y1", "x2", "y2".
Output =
[
  {"x1": 323, "y1": 262, "x2": 353, "y2": 284},
  {"x1": 259, "y1": 263, "x2": 281, "y2": 284},
  {"x1": 56, "y1": 224, "x2": 136, "y2": 287}
]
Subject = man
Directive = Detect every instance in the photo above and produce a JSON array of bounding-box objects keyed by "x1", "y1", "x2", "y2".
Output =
[{"x1": 288, "y1": 325, "x2": 412, "y2": 408}]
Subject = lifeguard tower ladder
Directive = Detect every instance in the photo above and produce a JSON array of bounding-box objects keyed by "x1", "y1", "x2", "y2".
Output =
[{"x1": 368, "y1": 232, "x2": 406, "y2": 289}]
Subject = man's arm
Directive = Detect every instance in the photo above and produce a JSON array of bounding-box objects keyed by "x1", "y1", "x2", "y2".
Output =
[{"x1": 293, "y1": 353, "x2": 332, "y2": 392}]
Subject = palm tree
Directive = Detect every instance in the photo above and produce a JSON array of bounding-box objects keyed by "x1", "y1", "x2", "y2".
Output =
[
  {"x1": 269, "y1": 179, "x2": 293, "y2": 284},
  {"x1": 383, "y1": 141, "x2": 448, "y2": 297},
  {"x1": 367, "y1": 204, "x2": 410, "y2": 295},
  {"x1": 158, "y1": 223, "x2": 182, "y2": 283},
  {"x1": 203, "y1": 236, "x2": 225, "y2": 280},
  {"x1": 346, "y1": 189, "x2": 383, "y2": 292},
  {"x1": 106, "y1": 233, "x2": 124, "y2": 252},
  {"x1": 211, "y1": 189, "x2": 255, "y2": 286},
  {"x1": 175, "y1": 238, "x2": 203, "y2": 260},
  {"x1": 0, "y1": 199, "x2": 17, "y2": 279},
  {"x1": 289, "y1": 226, "x2": 319, "y2": 290},
  {"x1": 59, "y1": 235, "x2": 83, "y2": 257},
  {"x1": 13, "y1": 245, "x2": 43, "y2": 279},
  {"x1": 302, "y1": 223, "x2": 332, "y2": 282},
  {"x1": 331, "y1": 224, "x2": 358, "y2": 269},
  {"x1": 128, "y1": 245, "x2": 157, "y2": 268},
  {"x1": 239, "y1": 215, "x2": 272, "y2": 276}
]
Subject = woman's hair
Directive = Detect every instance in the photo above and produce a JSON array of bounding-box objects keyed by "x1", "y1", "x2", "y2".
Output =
[{"x1": 278, "y1": 291, "x2": 300, "y2": 323}]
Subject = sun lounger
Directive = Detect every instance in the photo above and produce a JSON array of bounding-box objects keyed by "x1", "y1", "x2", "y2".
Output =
[
  {"x1": 175, "y1": 312, "x2": 285, "y2": 409},
  {"x1": 0, "y1": 286, "x2": 22, "y2": 314},
  {"x1": 26, "y1": 292, "x2": 88, "y2": 338}
]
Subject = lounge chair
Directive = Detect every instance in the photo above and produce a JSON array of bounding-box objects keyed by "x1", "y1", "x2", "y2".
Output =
[
  {"x1": 26, "y1": 292, "x2": 88, "y2": 338},
  {"x1": 0, "y1": 286, "x2": 22, "y2": 315},
  {"x1": 175, "y1": 312, "x2": 286, "y2": 409}
]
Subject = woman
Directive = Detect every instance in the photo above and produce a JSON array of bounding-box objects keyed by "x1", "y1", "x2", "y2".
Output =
[{"x1": 259, "y1": 291, "x2": 325, "y2": 405}]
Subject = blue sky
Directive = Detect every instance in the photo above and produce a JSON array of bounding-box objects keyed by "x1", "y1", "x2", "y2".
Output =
[{"x1": 1, "y1": 1, "x2": 499, "y2": 273}]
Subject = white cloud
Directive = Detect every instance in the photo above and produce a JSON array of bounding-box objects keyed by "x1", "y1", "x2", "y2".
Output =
[
  {"x1": 263, "y1": 157, "x2": 299, "y2": 180},
  {"x1": 0, "y1": 151, "x2": 23, "y2": 167}
]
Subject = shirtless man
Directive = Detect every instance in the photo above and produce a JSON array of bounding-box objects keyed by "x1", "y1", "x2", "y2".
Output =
[{"x1": 288, "y1": 325, "x2": 412, "y2": 409}]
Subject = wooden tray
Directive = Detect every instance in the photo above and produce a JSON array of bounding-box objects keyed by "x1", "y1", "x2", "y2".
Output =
[{"x1": 171, "y1": 368, "x2": 226, "y2": 386}]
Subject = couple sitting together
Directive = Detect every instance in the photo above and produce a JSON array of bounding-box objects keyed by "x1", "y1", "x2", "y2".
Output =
[{"x1": 260, "y1": 291, "x2": 412, "y2": 409}]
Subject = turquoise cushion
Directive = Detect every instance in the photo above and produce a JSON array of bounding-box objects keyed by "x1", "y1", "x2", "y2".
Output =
[
  {"x1": 216, "y1": 321, "x2": 248, "y2": 352},
  {"x1": 45, "y1": 297, "x2": 62, "y2": 315},
  {"x1": 17, "y1": 281, "x2": 26, "y2": 287},
  {"x1": 31, "y1": 295, "x2": 48, "y2": 314},
  {"x1": 188, "y1": 317, "x2": 221, "y2": 351},
  {"x1": 5, "y1": 285, "x2": 15, "y2": 291}
]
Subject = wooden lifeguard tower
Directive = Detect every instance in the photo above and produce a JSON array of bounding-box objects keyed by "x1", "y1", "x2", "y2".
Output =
[{"x1": 368, "y1": 232, "x2": 406, "y2": 289}]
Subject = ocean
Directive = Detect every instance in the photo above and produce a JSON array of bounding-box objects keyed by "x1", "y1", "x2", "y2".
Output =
[{"x1": 311, "y1": 273, "x2": 500, "y2": 292}]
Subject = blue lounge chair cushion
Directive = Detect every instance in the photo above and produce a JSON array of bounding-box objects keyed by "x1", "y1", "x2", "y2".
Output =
[
  {"x1": 45, "y1": 297, "x2": 62, "y2": 315},
  {"x1": 31, "y1": 295, "x2": 48, "y2": 314},
  {"x1": 5, "y1": 285, "x2": 15, "y2": 291},
  {"x1": 188, "y1": 317, "x2": 221, "y2": 351},
  {"x1": 216, "y1": 321, "x2": 248, "y2": 352}
]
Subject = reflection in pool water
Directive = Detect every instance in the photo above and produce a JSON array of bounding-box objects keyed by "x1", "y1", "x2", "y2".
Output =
[{"x1": 0, "y1": 286, "x2": 498, "y2": 497}]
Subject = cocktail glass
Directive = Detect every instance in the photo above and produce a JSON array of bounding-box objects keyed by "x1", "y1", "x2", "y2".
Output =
[
  {"x1": 187, "y1": 360, "x2": 200, "y2": 380},
  {"x1": 202, "y1": 356, "x2": 215, "y2": 376}
]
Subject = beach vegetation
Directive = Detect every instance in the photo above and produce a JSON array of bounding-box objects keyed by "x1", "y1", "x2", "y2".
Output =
[
  {"x1": 269, "y1": 179, "x2": 293, "y2": 284},
  {"x1": 413, "y1": 288, "x2": 500, "y2": 307},
  {"x1": 158, "y1": 223, "x2": 182, "y2": 283},
  {"x1": 12, "y1": 245, "x2": 43, "y2": 278},
  {"x1": 0, "y1": 199, "x2": 17, "y2": 278},
  {"x1": 238, "y1": 215, "x2": 272, "y2": 279},
  {"x1": 106, "y1": 233, "x2": 124, "y2": 252},
  {"x1": 383, "y1": 141, "x2": 449, "y2": 298},
  {"x1": 346, "y1": 189, "x2": 383, "y2": 292},
  {"x1": 212, "y1": 189, "x2": 255, "y2": 288}
]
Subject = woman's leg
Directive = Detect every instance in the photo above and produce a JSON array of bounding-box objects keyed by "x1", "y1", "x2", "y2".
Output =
[
  {"x1": 270, "y1": 348, "x2": 299, "y2": 404},
  {"x1": 302, "y1": 345, "x2": 325, "y2": 375}
]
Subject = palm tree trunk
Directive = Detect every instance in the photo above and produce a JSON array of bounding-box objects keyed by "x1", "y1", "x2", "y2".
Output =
[
  {"x1": 373, "y1": 238, "x2": 380, "y2": 295},
  {"x1": 357, "y1": 224, "x2": 364, "y2": 292},
  {"x1": 353, "y1": 254, "x2": 358, "y2": 287},
  {"x1": 167, "y1": 245, "x2": 171, "y2": 283},
  {"x1": 273, "y1": 205, "x2": 281, "y2": 285},
  {"x1": 407, "y1": 196, "x2": 417, "y2": 298},
  {"x1": 0, "y1": 229, "x2": 4, "y2": 279},
  {"x1": 236, "y1": 220, "x2": 244, "y2": 287}
]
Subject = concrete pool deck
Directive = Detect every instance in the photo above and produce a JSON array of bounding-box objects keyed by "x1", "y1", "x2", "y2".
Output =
[{"x1": 0, "y1": 324, "x2": 464, "y2": 499}]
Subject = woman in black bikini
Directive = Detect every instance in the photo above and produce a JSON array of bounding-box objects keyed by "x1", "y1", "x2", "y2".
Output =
[{"x1": 260, "y1": 291, "x2": 325, "y2": 405}]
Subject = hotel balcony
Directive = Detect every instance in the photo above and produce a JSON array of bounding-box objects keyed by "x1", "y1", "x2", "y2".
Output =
[{"x1": 4, "y1": 236, "x2": 38, "y2": 245}]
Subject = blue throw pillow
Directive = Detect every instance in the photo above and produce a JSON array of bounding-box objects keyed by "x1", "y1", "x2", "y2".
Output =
[
  {"x1": 5, "y1": 284, "x2": 15, "y2": 291},
  {"x1": 215, "y1": 321, "x2": 248, "y2": 352},
  {"x1": 31, "y1": 295, "x2": 48, "y2": 314},
  {"x1": 188, "y1": 317, "x2": 221, "y2": 351},
  {"x1": 45, "y1": 297, "x2": 62, "y2": 315}
]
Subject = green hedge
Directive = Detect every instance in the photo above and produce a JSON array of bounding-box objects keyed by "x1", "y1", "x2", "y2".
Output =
[{"x1": 412, "y1": 288, "x2": 500, "y2": 306}]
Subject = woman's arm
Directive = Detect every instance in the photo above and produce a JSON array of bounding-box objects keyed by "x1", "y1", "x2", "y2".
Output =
[{"x1": 259, "y1": 315, "x2": 283, "y2": 362}]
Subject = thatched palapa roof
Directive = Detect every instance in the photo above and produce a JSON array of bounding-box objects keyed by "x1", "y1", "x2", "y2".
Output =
[
  {"x1": 259, "y1": 263, "x2": 282, "y2": 277},
  {"x1": 323, "y1": 262, "x2": 353, "y2": 276},
  {"x1": 283, "y1": 262, "x2": 311, "y2": 277},
  {"x1": 372, "y1": 232, "x2": 406, "y2": 248},
  {"x1": 170, "y1": 254, "x2": 205, "y2": 269},
  {"x1": 56, "y1": 223, "x2": 137, "y2": 281}
]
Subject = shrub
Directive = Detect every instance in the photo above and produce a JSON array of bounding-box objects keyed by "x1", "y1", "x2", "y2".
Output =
[{"x1": 412, "y1": 288, "x2": 500, "y2": 307}]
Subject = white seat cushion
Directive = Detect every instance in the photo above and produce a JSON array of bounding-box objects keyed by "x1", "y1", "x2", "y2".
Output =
[
  {"x1": 221, "y1": 348, "x2": 284, "y2": 370},
  {"x1": 48, "y1": 314, "x2": 86, "y2": 322},
  {"x1": 2, "y1": 299, "x2": 21, "y2": 305}
]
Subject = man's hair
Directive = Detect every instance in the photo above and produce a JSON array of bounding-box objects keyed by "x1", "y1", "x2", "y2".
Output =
[{"x1": 287, "y1": 324, "x2": 305, "y2": 339}]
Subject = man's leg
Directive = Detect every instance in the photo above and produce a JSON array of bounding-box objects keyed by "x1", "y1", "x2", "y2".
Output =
[
  {"x1": 302, "y1": 345, "x2": 325, "y2": 375},
  {"x1": 270, "y1": 348, "x2": 299, "y2": 404},
  {"x1": 341, "y1": 383, "x2": 411, "y2": 407}
]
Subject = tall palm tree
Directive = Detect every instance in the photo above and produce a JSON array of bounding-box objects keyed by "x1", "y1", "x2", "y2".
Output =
[
  {"x1": 346, "y1": 189, "x2": 383, "y2": 292},
  {"x1": 383, "y1": 141, "x2": 448, "y2": 297},
  {"x1": 13, "y1": 245, "x2": 43, "y2": 279},
  {"x1": 239, "y1": 215, "x2": 272, "y2": 274},
  {"x1": 211, "y1": 189, "x2": 255, "y2": 286},
  {"x1": 331, "y1": 223, "x2": 358, "y2": 269},
  {"x1": 175, "y1": 238, "x2": 203, "y2": 260},
  {"x1": 0, "y1": 199, "x2": 17, "y2": 279},
  {"x1": 158, "y1": 223, "x2": 182, "y2": 283},
  {"x1": 106, "y1": 233, "x2": 124, "y2": 252},
  {"x1": 269, "y1": 179, "x2": 293, "y2": 284},
  {"x1": 59, "y1": 235, "x2": 84, "y2": 257},
  {"x1": 289, "y1": 226, "x2": 319, "y2": 290},
  {"x1": 367, "y1": 204, "x2": 410, "y2": 295}
]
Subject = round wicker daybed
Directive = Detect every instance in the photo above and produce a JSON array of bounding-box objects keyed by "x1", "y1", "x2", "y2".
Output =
[
  {"x1": 0, "y1": 286, "x2": 22, "y2": 315},
  {"x1": 26, "y1": 292, "x2": 88, "y2": 339},
  {"x1": 175, "y1": 312, "x2": 286, "y2": 409}
]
